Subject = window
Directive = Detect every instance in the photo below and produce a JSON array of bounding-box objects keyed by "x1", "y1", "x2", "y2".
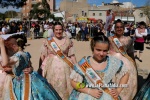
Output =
[
  {"x1": 99, "y1": 13, "x2": 102, "y2": 16},
  {"x1": 73, "y1": 14, "x2": 77, "y2": 17},
  {"x1": 140, "y1": 13, "x2": 143, "y2": 17},
  {"x1": 93, "y1": 13, "x2": 95, "y2": 16},
  {"x1": 84, "y1": 12, "x2": 87, "y2": 17},
  {"x1": 82, "y1": 11, "x2": 84, "y2": 16}
]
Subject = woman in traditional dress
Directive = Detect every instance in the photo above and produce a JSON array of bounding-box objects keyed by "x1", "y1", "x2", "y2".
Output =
[
  {"x1": 0, "y1": 33, "x2": 35, "y2": 100},
  {"x1": 69, "y1": 35, "x2": 129, "y2": 100},
  {"x1": 1, "y1": 34, "x2": 61, "y2": 100},
  {"x1": 39, "y1": 22, "x2": 77, "y2": 100},
  {"x1": 134, "y1": 21, "x2": 148, "y2": 62},
  {"x1": 0, "y1": 36, "x2": 9, "y2": 99},
  {"x1": 108, "y1": 20, "x2": 137, "y2": 100}
]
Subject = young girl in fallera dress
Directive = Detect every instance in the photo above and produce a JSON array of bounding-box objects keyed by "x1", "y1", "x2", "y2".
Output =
[
  {"x1": 1, "y1": 34, "x2": 61, "y2": 100},
  {"x1": 69, "y1": 35, "x2": 129, "y2": 100},
  {"x1": 0, "y1": 34, "x2": 34, "y2": 100}
]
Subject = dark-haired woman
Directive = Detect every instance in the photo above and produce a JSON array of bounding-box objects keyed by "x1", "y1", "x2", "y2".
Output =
[
  {"x1": 109, "y1": 20, "x2": 137, "y2": 100},
  {"x1": 2, "y1": 35, "x2": 61, "y2": 100},
  {"x1": 134, "y1": 21, "x2": 148, "y2": 62},
  {"x1": 40, "y1": 22, "x2": 77, "y2": 100},
  {"x1": 69, "y1": 35, "x2": 129, "y2": 100}
]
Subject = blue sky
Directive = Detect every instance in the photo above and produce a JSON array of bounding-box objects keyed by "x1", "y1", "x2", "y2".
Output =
[
  {"x1": 0, "y1": 0, "x2": 148, "y2": 13},
  {"x1": 56, "y1": 0, "x2": 148, "y2": 7}
]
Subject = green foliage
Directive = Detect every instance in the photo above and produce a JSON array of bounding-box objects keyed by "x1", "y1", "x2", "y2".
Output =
[
  {"x1": 0, "y1": 13, "x2": 5, "y2": 20},
  {"x1": 4, "y1": 10, "x2": 17, "y2": 18},
  {"x1": 29, "y1": 0, "x2": 54, "y2": 20}
]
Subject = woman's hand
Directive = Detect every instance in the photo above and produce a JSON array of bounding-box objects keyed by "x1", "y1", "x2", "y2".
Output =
[
  {"x1": 23, "y1": 67, "x2": 33, "y2": 74},
  {"x1": 3, "y1": 67, "x2": 12, "y2": 72},
  {"x1": 89, "y1": 88, "x2": 103, "y2": 99},
  {"x1": 110, "y1": 88, "x2": 119, "y2": 98}
]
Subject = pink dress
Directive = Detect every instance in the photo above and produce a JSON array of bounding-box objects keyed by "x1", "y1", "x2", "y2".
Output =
[
  {"x1": 109, "y1": 36, "x2": 137, "y2": 100},
  {"x1": 0, "y1": 56, "x2": 10, "y2": 99},
  {"x1": 40, "y1": 37, "x2": 75, "y2": 100},
  {"x1": 0, "y1": 70, "x2": 7, "y2": 99}
]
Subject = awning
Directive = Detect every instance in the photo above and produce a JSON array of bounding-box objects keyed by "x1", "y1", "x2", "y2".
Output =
[
  {"x1": 76, "y1": 17, "x2": 88, "y2": 22},
  {"x1": 87, "y1": 18, "x2": 97, "y2": 22},
  {"x1": 115, "y1": 16, "x2": 134, "y2": 21}
]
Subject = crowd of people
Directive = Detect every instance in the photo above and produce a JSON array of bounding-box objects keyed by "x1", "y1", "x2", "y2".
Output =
[{"x1": 0, "y1": 18, "x2": 150, "y2": 100}]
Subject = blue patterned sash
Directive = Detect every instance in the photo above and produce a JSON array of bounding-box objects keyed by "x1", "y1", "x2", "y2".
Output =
[
  {"x1": 112, "y1": 36, "x2": 136, "y2": 66},
  {"x1": 74, "y1": 57, "x2": 119, "y2": 100}
]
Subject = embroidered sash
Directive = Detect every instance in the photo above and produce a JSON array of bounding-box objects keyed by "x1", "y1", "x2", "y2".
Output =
[
  {"x1": 9, "y1": 81, "x2": 16, "y2": 100},
  {"x1": 23, "y1": 74, "x2": 31, "y2": 100},
  {"x1": 9, "y1": 74, "x2": 31, "y2": 100},
  {"x1": 75, "y1": 57, "x2": 118, "y2": 100},
  {"x1": 112, "y1": 36, "x2": 136, "y2": 66},
  {"x1": 47, "y1": 37, "x2": 74, "y2": 68}
]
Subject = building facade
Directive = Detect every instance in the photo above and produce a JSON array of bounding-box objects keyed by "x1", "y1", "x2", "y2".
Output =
[
  {"x1": 59, "y1": 0, "x2": 150, "y2": 24},
  {"x1": 59, "y1": 0, "x2": 90, "y2": 22},
  {"x1": 133, "y1": 9, "x2": 150, "y2": 24}
]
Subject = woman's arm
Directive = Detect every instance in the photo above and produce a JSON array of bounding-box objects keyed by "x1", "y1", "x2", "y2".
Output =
[
  {"x1": 141, "y1": 29, "x2": 148, "y2": 36},
  {"x1": 71, "y1": 80, "x2": 103, "y2": 99},
  {"x1": 0, "y1": 37, "x2": 8, "y2": 66},
  {"x1": 110, "y1": 72, "x2": 129, "y2": 98},
  {"x1": 70, "y1": 54, "x2": 77, "y2": 64},
  {"x1": 117, "y1": 72, "x2": 129, "y2": 93}
]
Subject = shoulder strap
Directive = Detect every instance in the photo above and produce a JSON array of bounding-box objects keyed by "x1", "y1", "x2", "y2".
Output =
[
  {"x1": 111, "y1": 36, "x2": 136, "y2": 66},
  {"x1": 112, "y1": 36, "x2": 127, "y2": 55},
  {"x1": 47, "y1": 37, "x2": 74, "y2": 68}
]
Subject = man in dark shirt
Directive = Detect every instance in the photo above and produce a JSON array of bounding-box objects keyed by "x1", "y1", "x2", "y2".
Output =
[{"x1": 10, "y1": 22, "x2": 19, "y2": 33}]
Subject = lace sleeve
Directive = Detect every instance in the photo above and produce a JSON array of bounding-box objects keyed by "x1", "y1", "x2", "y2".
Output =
[
  {"x1": 126, "y1": 37, "x2": 134, "y2": 54},
  {"x1": 10, "y1": 55, "x2": 20, "y2": 76},
  {"x1": 115, "y1": 61, "x2": 129, "y2": 80},
  {"x1": 68, "y1": 39, "x2": 75, "y2": 57},
  {"x1": 40, "y1": 40, "x2": 50, "y2": 58},
  {"x1": 70, "y1": 70, "x2": 83, "y2": 83}
]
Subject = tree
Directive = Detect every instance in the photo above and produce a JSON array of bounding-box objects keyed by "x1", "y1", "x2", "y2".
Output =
[
  {"x1": 29, "y1": 0, "x2": 54, "y2": 20},
  {"x1": 0, "y1": 0, "x2": 27, "y2": 8},
  {"x1": 0, "y1": 13, "x2": 5, "y2": 20},
  {"x1": 143, "y1": 0, "x2": 150, "y2": 20},
  {"x1": 4, "y1": 10, "x2": 17, "y2": 18}
]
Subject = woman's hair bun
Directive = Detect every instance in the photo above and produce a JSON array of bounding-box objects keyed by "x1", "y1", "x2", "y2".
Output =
[{"x1": 17, "y1": 38, "x2": 25, "y2": 50}]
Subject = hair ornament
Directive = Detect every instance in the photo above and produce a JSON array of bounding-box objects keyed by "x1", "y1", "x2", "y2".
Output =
[{"x1": 16, "y1": 38, "x2": 23, "y2": 42}]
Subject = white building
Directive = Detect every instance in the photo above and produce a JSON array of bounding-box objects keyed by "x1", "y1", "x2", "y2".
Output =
[{"x1": 133, "y1": 9, "x2": 150, "y2": 24}]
